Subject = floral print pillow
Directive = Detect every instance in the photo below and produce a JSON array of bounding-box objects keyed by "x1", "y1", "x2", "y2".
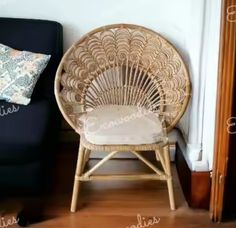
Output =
[{"x1": 0, "y1": 43, "x2": 51, "y2": 105}]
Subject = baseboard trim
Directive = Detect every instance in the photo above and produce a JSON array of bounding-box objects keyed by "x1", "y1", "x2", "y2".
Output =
[{"x1": 175, "y1": 144, "x2": 211, "y2": 209}]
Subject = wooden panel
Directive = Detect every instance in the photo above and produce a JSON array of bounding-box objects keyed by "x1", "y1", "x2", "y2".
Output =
[
  {"x1": 210, "y1": 0, "x2": 236, "y2": 222},
  {"x1": 223, "y1": 130, "x2": 236, "y2": 218},
  {"x1": 222, "y1": 12, "x2": 236, "y2": 220},
  {"x1": 191, "y1": 172, "x2": 211, "y2": 209},
  {"x1": 176, "y1": 145, "x2": 211, "y2": 209}
]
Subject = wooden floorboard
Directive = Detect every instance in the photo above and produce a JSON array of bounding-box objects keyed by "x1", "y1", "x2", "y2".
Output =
[{"x1": 2, "y1": 148, "x2": 236, "y2": 227}]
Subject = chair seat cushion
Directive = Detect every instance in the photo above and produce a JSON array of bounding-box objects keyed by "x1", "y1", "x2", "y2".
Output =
[{"x1": 80, "y1": 105, "x2": 164, "y2": 145}]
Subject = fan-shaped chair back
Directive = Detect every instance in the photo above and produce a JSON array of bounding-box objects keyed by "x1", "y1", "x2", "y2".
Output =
[{"x1": 55, "y1": 24, "x2": 191, "y2": 133}]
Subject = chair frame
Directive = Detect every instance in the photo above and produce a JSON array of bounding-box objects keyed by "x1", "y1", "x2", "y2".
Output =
[
  {"x1": 70, "y1": 135, "x2": 175, "y2": 212},
  {"x1": 54, "y1": 24, "x2": 191, "y2": 212}
]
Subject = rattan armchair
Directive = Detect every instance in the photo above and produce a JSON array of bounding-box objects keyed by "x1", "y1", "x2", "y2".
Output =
[{"x1": 54, "y1": 24, "x2": 191, "y2": 212}]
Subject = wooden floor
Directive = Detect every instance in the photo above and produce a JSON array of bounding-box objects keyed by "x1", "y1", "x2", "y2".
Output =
[{"x1": 2, "y1": 146, "x2": 236, "y2": 227}]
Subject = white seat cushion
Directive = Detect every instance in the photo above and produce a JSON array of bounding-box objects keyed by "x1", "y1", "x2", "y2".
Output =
[{"x1": 80, "y1": 105, "x2": 165, "y2": 145}]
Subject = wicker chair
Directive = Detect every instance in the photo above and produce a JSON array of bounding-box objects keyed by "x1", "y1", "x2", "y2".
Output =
[{"x1": 54, "y1": 24, "x2": 191, "y2": 212}]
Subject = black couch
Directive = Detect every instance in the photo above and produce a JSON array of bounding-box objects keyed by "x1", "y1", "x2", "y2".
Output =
[{"x1": 0, "y1": 18, "x2": 63, "y2": 225}]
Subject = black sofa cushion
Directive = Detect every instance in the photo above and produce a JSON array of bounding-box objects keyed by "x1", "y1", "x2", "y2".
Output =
[
  {"x1": 0, "y1": 161, "x2": 44, "y2": 194},
  {"x1": 0, "y1": 18, "x2": 63, "y2": 165},
  {"x1": 0, "y1": 100, "x2": 54, "y2": 164},
  {"x1": 0, "y1": 18, "x2": 63, "y2": 192}
]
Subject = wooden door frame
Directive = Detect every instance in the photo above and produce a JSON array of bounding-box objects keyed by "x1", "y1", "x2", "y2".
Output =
[{"x1": 210, "y1": 0, "x2": 236, "y2": 222}]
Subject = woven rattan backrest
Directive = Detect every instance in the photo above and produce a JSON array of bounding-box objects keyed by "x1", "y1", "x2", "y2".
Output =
[{"x1": 55, "y1": 24, "x2": 191, "y2": 133}]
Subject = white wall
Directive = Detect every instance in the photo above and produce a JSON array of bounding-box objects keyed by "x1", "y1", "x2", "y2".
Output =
[
  {"x1": 202, "y1": 0, "x2": 222, "y2": 170},
  {"x1": 177, "y1": 0, "x2": 222, "y2": 171},
  {"x1": 0, "y1": 0, "x2": 221, "y2": 171},
  {"x1": 0, "y1": 0, "x2": 191, "y2": 53}
]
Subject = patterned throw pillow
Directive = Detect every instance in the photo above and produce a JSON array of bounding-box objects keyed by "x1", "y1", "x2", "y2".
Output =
[{"x1": 0, "y1": 43, "x2": 51, "y2": 105}]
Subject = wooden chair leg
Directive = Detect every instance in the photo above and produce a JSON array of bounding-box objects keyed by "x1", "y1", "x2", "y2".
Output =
[
  {"x1": 82, "y1": 149, "x2": 91, "y2": 170},
  {"x1": 70, "y1": 144, "x2": 85, "y2": 212},
  {"x1": 163, "y1": 145, "x2": 176, "y2": 210},
  {"x1": 85, "y1": 149, "x2": 91, "y2": 162}
]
